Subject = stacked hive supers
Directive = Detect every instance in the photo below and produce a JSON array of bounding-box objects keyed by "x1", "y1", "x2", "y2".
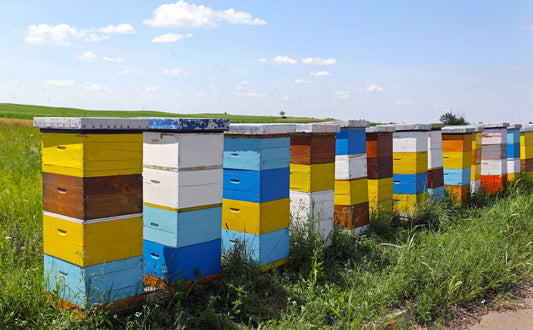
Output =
[
  {"x1": 290, "y1": 124, "x2": 340, "y2": 245},
  {"x1": 442, "y1": 126, "x2": 475, "y2": 203},
  {"x1": 221, "y1": 124, "x2": 296, "y2": 270},
  {"x1": 36, "y1": 117, "x2": 147, "y2": 311},
  {"x1": 521, "y1": 124, "x2": 533, "y2": 179},
  {"x1": 143, "y1": 118, "x2": 229, "y2": 286},
  {"x1": 481, "y1": 123, "x2": 509, "y2": 194},
  {"x1": 506, "y1": 124, "x2": 522, "y2": 182},
  {"x1": 333, "y1": 120, "x2": 370, "y2": 232},
  {"x1": 427, "y1": 125, "x2": 444, "y2": 201},
  {"x1": 392, "y1": 124, "x2": 431, "y2": 214},
  {"x1": 366, "y1": 125, "x2": 395, "y2": 215},
  {"x1": 470, "y1": 125, "x2": 484, "y2": 193}
]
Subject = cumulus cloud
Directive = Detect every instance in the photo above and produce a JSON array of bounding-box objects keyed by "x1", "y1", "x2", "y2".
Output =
[
  {"x1": 99, "y1": 23, "x2": 135, "y2": 34},
  {"x1": 273, "y1": 56, "x2": 298, "y2": 64},
  {"x1": 358, "y1": 82, "x2": 384, "y2": 94},
  {"x1": 44, "y1": 80, "x2": 74, "y2": 87},
  {"x1": 521, "y1": 24, "x2": 533, "y2": 30},
  {"x1": 237, "y1": 90, "x2": 266, "y2": 98},
  {"x1": 144, "y1": 1, "x2": 266, "y2": 28},
  {"x1": 75, "y1": 51, "x2": 97, "y2": 60},
  {"x1": 152, "y1": 32, "x2": 193, "y2": 43},
  {"x1": 258, "y1": 58, "x2": 267, "y2": 63},
  {"x1": 302, "y1": 57, "x2": 336, "y2": 65},
  {"x1": 294, "y1": 78, "x2": 313, "y2": 84},
  {"x1": 310, "y1": 71, "x2": 331, "y2": 77},
  {"x1": 102, "y1": 56, "x2": 124, "y2": 62},
  {"x1": 23, "y1": 23, "x2": 135, "y2": 45},
  {"x1": 83, "y1": 82, "x2": 108, "y2": 91},
  {"x1": 334, "y1": 91, "x2": 350, "y2": 99},
  {"x1": 163, "y1": 69, "x2": 183, "y2": 75}
]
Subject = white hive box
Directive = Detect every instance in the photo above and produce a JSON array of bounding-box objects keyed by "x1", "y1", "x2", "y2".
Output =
[{"x1": 334, "y1": 154, "x2": 367, "y2": 180}]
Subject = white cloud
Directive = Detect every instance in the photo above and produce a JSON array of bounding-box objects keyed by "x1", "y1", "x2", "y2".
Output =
[
  {"x1": 294, "y1": 78, "x2": 313, "y2": 84},
  {"x1": 509, "y1": 66, "x2": 527, "y2": 71},
  {"x1": 99, "y1": 23, "x2": 135, "y2": 34},
  {"x1": 310, "y1": 71, "x2": 331, "y2": 77},
  {"x1": 358, "y1": 82, "x2": 384, "y2": 94},
  {"x1": 152, "y1": 32, "x2": 193, "y2": 43},
  {"x1": 145, "y1": 86, "x2": 160, "y2": 93},
  {"x1": 84, "y1": 33, "x2": 110, "y2": 42},
  {"x1": 395, "y1": 100, "x2": 412, "y2": 105},
  {"x1": 334, "y1": 91, "x2": 350, "y2": 99},
  {"x1": 44, "y1": 80, "x2": 74, "y2": 87},
  {"x1": 281, "y1": 96, "x2": 290, "y2": 101},
  {"x1": 163, "y1": 68, "x2": 183, "y2": 75},
  {"x1": 258, "y1": 58, "x2": 267, "y2": 63},
  {"x1": 521, "y1": 24, "x2": 533, "y2": 30},
  {"x1": 24, "y1": 24, "x2": 82, "y2": 45},
  {"x1": 237, "y1": 90, "x2": 266, "y2": 98},
  {"x1": 138, "y1": 86, "x2": 161, "y2": 98},
  {"x1": 144, "y1": 1, "x2": 266, "y2": 28},
  {"x1": 117, "y1": 70, "x2": 130, "y2": 74},
  {"x1": 102, "y1": 56, "x2": 124, "y2": 62},
  {"x1": 83, "y1": 82, "x2": 108, "y2": 92},
  {"x1": 273, "y1": 56, "x2": 298, "y2": 64},
  {"x1": 75, "y1": 51, "x2": 97, "y2": 61},
  {"x1": 302, "y1": 57, "x2": 336, "y2": 65}
]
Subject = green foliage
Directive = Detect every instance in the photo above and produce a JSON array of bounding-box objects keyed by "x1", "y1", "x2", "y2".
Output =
[
  {"x1": 1, "y1": 122, "x2": 533, "y2": 328},
  {"x1": 439, "y1": 111, "x2": 469, "y2": 126}
]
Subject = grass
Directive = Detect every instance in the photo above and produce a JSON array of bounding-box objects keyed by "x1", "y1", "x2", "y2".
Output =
[{"x1": 1, "y1": 122, "x2": 533, "y2": 328}]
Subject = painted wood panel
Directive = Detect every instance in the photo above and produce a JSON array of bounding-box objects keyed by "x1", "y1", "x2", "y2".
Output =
[
  {"x1": 481, "y1": 145, "x2": 507, "y2": 160},
  {"x1": 482, "y1": 131, "x2": 507, "y2": 145},
  {"x1": 445, "y1": 184, "x2": 470, "y2": 203},
  {"x1": 368, "y1": 177, "x2": 394, "y2": 197},
  {"x1": 222, "y1": 198, "x2": 290, "y2": 235},
  {"x1": 334, "y1": 178, "x2": 369, "y2": 206},
  {"x1": 507, "y1": 129, "x2": 521, "y2": 145},
  {"x1": 367, "y1": 156, "x2": 393, "y2": 179},
  {"x1": 428, "y1": 130, "x2": 443, "y2": 150},
  {"x1": 290, "y1": 190, "x2": 334, "y2": 223},
  {"x1": 471, "y1": 164, "x2": 481, "y2": 181},
  {"x1": 43, "y1": 213, "x2": 142, "y2": 267},
  {"x1": 481, "y1": 159, "x2": 507, "y2": 176},
  {"x1": 480, "y1": 175, "x2": 507, "y2": 194},
  {"x1": 507, "y1": 144, "x2": 520, "y2": 159},
  {"x1": 143, "y1": 205, "x2": 221, "y2": 248},
  {"x1": 335, "y1": 129, "x2": 366, "y2": 155},
  {"x1": 290, "y1": 163, "x2": 335, "y2": 192},
  {"x1": 442, "y1": 134, "x2": 473, "y2": 152},
  {"x1": 43, "y1": 173, "x2": 142, "y2": 220},
  {"x1": 443, "y1": 168, "x2": 471, "y2": 186},
  {"x1": 147, "y1": 118, "x2": 229, "y2": 131},
  {"x1": 143, "y1": 132, "x2": 223, "y2": 170},
  {"x1": 43, "y1": 254, "x2": 143, "y2": 309},
  {"x1": 428, "y1": 148, "x2": 444, "y2": 169},
  {"x1": 143, "y1": 167, "x2": 222, "y2": 210},
  {"x1": 427, "y1": 168, "x2": 444, "y2": 188},
  {"x1": 223, "y1": 168, "x2": 290, "y2": 203},
  {"x1": 366, "y1": 132, "x2": 393, "y2": 158},
  {"x1": 428, "y1": 186, "x2": 445, "y2": 200},
  {"x1": 223, "y1": 136, "x2": 290, "y2": 171},
  {"x1": 334, "y1": 154, "x2": 367, "y2": 180},
  {"x1": 392, "y1": 173, "x2": 429, "y2": 194},
  {"x1": 393, "y1": 131, "x2": 428, "y2": 152},
  {"x1": 221, "y1": 228, "x2": 289, "y2": 267},
  {"x1": 144, "y1": 239, "x2": 221, "y2": 283},
  {"x1": 393, "y1": 192, "x2": 428, "y2": 214},
  {"x1": 290, "y1": 134, "x2": 336, "y2": 164},
  {"x1": 507, "y1": 159, "x2": 521, "y2": 174},
  {"x1": 442, "y1": 151, "x2": 472, "y2": 169},
  {"x1": 392, "y1": 152, "x2": 428, "y2": 174},
  {"x1": 334, "y1": 202, "x2": 369, "y2": 229}
]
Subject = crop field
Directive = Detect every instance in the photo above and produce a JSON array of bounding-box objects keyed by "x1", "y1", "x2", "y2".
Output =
[{"x1": 1, "y1": 118, "x2": 533, "y2": 328}]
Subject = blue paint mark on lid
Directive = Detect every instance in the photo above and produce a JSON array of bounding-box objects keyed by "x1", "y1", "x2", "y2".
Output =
[{"x1": 148, "y1": 118, "x2": 230, "y2": 131}]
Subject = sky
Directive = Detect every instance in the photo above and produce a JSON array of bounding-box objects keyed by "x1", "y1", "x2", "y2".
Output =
[{"x1": 1, "y1": 1, "x2": 532, "y2": 123}]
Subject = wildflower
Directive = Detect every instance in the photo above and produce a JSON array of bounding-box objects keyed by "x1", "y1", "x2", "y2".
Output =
[
  {"x1": 388, "y1": 322, "x2": 393, "y2": 328},
  {"x1": 135, "y1": 312, "x2": 142, "y2": 318},
  {"x1": 241, "y1": 274, "x2": 245, "y2": 278}
]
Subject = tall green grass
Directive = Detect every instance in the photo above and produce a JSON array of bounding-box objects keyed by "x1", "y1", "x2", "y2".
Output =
[{"x1": 0, "y1": 123, "x2": 532, "y2": 328}]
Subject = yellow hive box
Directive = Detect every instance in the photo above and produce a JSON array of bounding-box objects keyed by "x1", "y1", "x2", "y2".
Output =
[
  {"x1": 369, "y1": 198, "x2": 393, "y2": 214},
  {"x1": 470, "y1": 164, "x2": 481, "y2": 181},
  {"x1": 42, "y1": 133, "x2": 142, "y2": 177},
  {"x1": 368, "y1": 178, "x2": 393, "y2": 199},
  {"x1": 222, "y1": 198, "x2": 289, "y2": 235},
  {"x1": 392, "y1": 152, "x2": 428, "y2": 175},
  {"x1": 290, "y1": 163, "x2": 335, "y2": 192},
  {"x1": 393, "y1": 192, "x2": 428, "y2": 214},
  {"x1": 443, "y1": 151, "x2": 472, "y2": 169},
  {"x1": 43, "y1": 213, "x2": 142, "y2": 267},
  {"x1": 507, "y1": 172, "x2": 521, "y2": 181},
  {"x1": 520, "y1": 133, "x2": 533, "y2": 158},
  {"x1": 334, "y1": 178, "x2": 369, "y2": 206},
  {"x1": 472, "y1": 132, "x2": 482, "y2": 149}
]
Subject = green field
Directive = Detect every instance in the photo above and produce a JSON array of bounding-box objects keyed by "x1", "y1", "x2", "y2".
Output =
[
  {"x1": 0, "y1": 119, "x2": 532, "y2": 328},
  {"x1": 0, "y1": 103, "x2": 332, "y2": 123}
]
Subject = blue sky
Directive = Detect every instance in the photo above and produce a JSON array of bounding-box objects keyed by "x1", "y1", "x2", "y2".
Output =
[{"x1": 1, "y1": 1, "x2": 532, "y2": 123}]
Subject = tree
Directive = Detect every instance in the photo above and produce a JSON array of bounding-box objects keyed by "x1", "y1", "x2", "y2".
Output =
[
  {"x1": 279, "y1": 110, "x2": 286, "y2": 118},
  {"x1": 439, "y1": 111, "x2": 468, "y2": 126}
]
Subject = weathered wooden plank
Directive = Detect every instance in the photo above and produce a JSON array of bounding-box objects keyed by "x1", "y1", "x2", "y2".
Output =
[
  {"x1": 366, "y1": 156, "x2": 393, "y2": 179},
  {"x1": 290, "y1": 134, "x2": 336, "y2": 164},
  {"x1": 428, "y1": 167, "x2": 444, "y2": 188},
  {"x1": 334, "y1": 202, "x2": 369, "y2": 229},
  {"x1": 442, "y1": 134, "x2": 473, "y2": 152},
  {"x1": 34, "y1": 117, "x2": 149, "y2": 130},
  {"x1": 335, "y1": 154, "x2": 367, "y2": 180}
]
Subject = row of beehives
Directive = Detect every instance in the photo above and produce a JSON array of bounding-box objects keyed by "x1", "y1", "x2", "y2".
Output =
[{"x1": 34, "y1": 118, "x2": 533, "y2": 311}]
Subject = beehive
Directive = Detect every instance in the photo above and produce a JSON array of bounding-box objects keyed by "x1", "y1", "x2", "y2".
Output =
[
  {"x1": 35, "y1": 117, "x2": 147, "y2": 311},
  {"x1": 222, "y1": 124, "x2": 295, "y2": 270},
  {"x1": 427, "y1": 124, "x2": 444, "y2": 201},
  {"x1": 392, "y1": 124, "x2": 431, "y2": 215},
  {"x1": 441, "y1": 126, "x2": 475, "y2": 203},
  {"x1": 521, "y1": 124, "x2": 533, "y2": 179},
  {"x1": 142, "y1": 118, "x2": 229, "y2": 287},
  {"x1": 507, "y1": 124, "x2": 522, "y2": 182},
  {"x1": 290, "y1": 124, "x2": 339, "y2": 245},
  {"x1": 332, "y1": 120, "x2": 370, "y2": 232},
  {"x1": 366, "y1": 125, "x2": 395, "y2": 215},
  {"x1": 470, "y1": 125, "x2": 484, "y2": 193},
  {"x1": 481, "y1": 123, "x2": 509, "y2": 194}
]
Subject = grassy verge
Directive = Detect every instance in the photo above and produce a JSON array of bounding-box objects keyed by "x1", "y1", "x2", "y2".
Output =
[{"x1": 0, "y1": 123, "x2": 532, "y2": 328}]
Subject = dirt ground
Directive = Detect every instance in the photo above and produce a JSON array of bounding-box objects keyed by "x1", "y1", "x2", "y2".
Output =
[{"x1": 0, "y1": 118, "x2": 33, "y2": 127}]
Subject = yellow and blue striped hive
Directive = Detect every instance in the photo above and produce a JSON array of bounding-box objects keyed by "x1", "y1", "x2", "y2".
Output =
[
  {"x1": 427, "y1": 125, "x2": 444, "y2": 201},
  {"x1": 290, "y1": 124, "x2": 339, "y2": 245},
  {"x1": 481, "y1": 123, "x2": 509, "y2": 194},
  {"x1": 507, "y1": 124, "x2": 522, "y2": 182},
  {"x1": 333, "y1": 120, "x2": 369, "y2": 232},
  {"x1": 521, "y1": 125, "x2": 533, "y2": 179},
  {"x1": 35, "y1": 117, "x2": 147, "y2": 311},
  {"x1": 366, "y1": 125, "x2": 395, "y2": 214},
  {"x1": 222, "y1": 124, "x2": 296, "y2": 270},
  {"x1": 142, "y1": 118, "x2": 229, "y2": 286},
  {"x1": 442, "y1": 126, "x2": 475, "y2": 204},
  {"x1": 470, "y1": 125, "x2": 484, "y2": 193},
  {"x1": 392, "y1": 124, "x2": 431, "y2": 214}
]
